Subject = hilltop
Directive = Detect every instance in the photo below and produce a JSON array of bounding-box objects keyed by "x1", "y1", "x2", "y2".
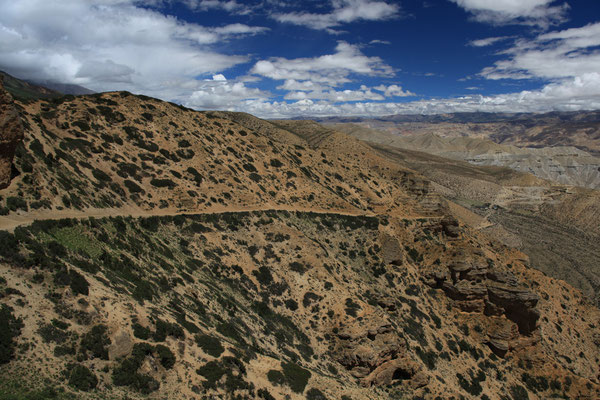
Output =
[{"x1": 1, "y1": 78, "x2": 599, "y2": 400}]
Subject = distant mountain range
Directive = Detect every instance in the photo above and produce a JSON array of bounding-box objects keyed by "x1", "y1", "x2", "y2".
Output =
[
  {"x1": 313, "y1": 110, "x2": 600, "y2": 124},
  {"x1": 0, "y1": 70, "x2": 93, "y2": 101}
]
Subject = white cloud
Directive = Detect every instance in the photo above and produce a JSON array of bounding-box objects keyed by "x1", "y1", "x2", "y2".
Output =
[
  {"x1": 185, "y1": 75, "x2": 269, "y2": 109},
  {"x1": 251, "y1": 41, "x2": 394, "y2": 86},
  {"x1": 182, "y1": 0, "x2": 251, "y2": 14},
  {"x1": 480, "y1": 22, "x2": 600, "y2": 80},
  {"x1": 469, "y1": 36, "x2": 512, "y2": 47},
  {"x1": 374, "y1": 84, "x2": 415, "y2": 97},
  {"x1": 0, "y1": 0, "x2": 266, "y2": 96},
  {"x1": 233, "y1": 74, "x2": 600, "y2": 119},
  {"x1": 369, "y1": 39, "x2": 391, "y2": 45},
  {"x1": 450, "y1": 0, "x2": 569, "y2": 27},
  {"x1": 273, "y1": 0, "x2": 399, "y2": 31},
  {"x1": 284, "y1": 85, "x2": 385, "y2": 102}
]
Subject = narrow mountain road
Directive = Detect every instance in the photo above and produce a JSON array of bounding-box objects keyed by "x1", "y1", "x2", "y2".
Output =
[
  {"x1": 0, "y1": 205, "x2": 373, "y2": 232},
  {"x1": 0, "y1": 205, "x2": 445, "y2": 232}
]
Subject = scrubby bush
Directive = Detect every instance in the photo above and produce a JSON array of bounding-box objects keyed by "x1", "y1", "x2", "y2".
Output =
[
  {"x1": 150, "y1": 178, "x2": 176, "y2": 189},
  {"x1": 196, "y1": 360, "x2": 227, "y2": 389},
  {"x1": 306, "y1": 388, "x2": 328, "y2": 400},
  {"x1": 155, "y1": 344, "x2": 176, "y2": 369},
  {"x1": 282, "y1": 362, "x2": 311, "y2": 393},
  {"x1": 6, "y1": 196, "x2": 28, "y2": 212},
  {"x1": 195, "y1": 334, "x2": 224, "y2": 357},
  {"x1": 132, "y1": 322, "x2": 152, "y2": 340},
  {"x1": 153, "y1": 319, "x2": 184, "y2": 342},
  {"x1": 270, "y1": 159, "x2": 283, "y2": 168},
  {"x1": 69, "y1": 270, "x2": 89, "y2": 296},
  {"x1": 68, "y1": 364, "x2": 98, "y2": 391},
  {"x1": 112, "y1": 357, "x2": 159, "y2": 394},
  {"x1": 267, "y1": 369, "x2": 285, "y2": 385},
  {"x1": 0, "y1": 304, "x2": 24, "y2": 364},
  {"x1": 80, "y1": 324, "x2": 110, "y2": 360}
]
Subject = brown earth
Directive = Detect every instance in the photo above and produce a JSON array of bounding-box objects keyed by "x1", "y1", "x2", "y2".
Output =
[{"x1": 0, "y1": 87, "x2": 599, "y2": 400}]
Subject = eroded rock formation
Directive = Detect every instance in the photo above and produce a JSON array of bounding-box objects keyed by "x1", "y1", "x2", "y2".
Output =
[
  {"x1": 0, "y1": 76, "x2": 24, "y2": 189},
  {"x1": 423, "y1": 252, "x2": 540, "y2": 356},
  {"x1": 333, "y1": 315, "x2": 429, "y2": 388}
]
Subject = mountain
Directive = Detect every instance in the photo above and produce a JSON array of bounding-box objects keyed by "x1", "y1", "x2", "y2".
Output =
[
  {"x1": 1, "y1": 78, "x2": 599, "y2": 400},
  {"x1": 0, "y1": 71, "x2": 94, "y2": 101},
  {"x1": 328, "y1": 124, "x2": 600, "y2": 190},
  {"x1": 0, "y1": 71, "x2": 62, "y2": 101},
  {"x1": 318, "y1": 112, "x2": 600, "y2": 156},
  {"x1": 30, "y1": 80, "x2": 95, "y2": 96}
]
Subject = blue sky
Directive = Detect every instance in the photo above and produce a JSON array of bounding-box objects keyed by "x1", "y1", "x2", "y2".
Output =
[{"x1": 0, "y1": 0, "x2": 599, "y2": 117}]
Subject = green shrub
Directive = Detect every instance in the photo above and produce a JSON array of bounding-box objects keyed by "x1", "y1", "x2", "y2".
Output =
[
  {"x1": 92, "y1": 168, "x2": 111, "y2": 182},
  {"x1": 257, "y1": 388, "x2": 276, "y2": 400},
  {"x1": 6, "y1": 196, "x2": 28, "y2": 212},
  {"x1": 0, "y1": 231, "x2": 19, "y2": 260},
  {"x1": 306, "y1": 388, "x2": 328, "y2": 400},
  {"x1": 150, "y1": 178, "x2": 176, "y2": 189},
  {"x1": 510, "y1": 384, "x2": 530, "y2": 400},
  {"x1": 155, "y1": 344, "x2": 176, "y2": 369},
  {"x1": 196, "y1": 360, "x2": 228, "y2": 389},
  {"x1": 195, "y1": 334, "x2": 224, "y2": 357},
  {"x1": 253, "y1": 266, "x2": 273, "y2": 286},
  {"x1": 249, "y1": 173, "x2": 261, "y2": 182},
  {"x1": 0, "y1": 304, "x2": 24, "y2": 364},
  {"x1": 270, "y1": 159, "x2": 283, "y2": 168},
  {"x1": 112, "y1": 357, "x2": 160, "y2": 394},
  {"x1": 124, "y1": 179, "x2": 143, "y2": 193},
  {"x1": 267, "y1": 370, "x2": 285, "y2": 385},
  {"x1": 69, "y1": 270, "x2": 89, "y2": 296},
  {"x1": 68, "y1": 364, "x2": 98, "y2": 391},
  {"x1": 80, "y1": 324, "x2": 110, "y2": 360},
  {"x1": 153, "y1": 319, "x2": 184, "y2": 342},
  {"x1": 132, "y1": 323, "x2": 152, "y2": 340},
  {"x1": 38, "y1": 323, "x2": 70, "y2": 344},
  {"x1": 289, "y1": 261, "x2": 307, "y2": 274},
  {"x1": 281, "y1": 362, "x2": 311, "y2": 393}
]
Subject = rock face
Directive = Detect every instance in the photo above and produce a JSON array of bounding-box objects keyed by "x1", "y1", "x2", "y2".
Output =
[
  {"x1": 333, "y1": 316, "x2": 428, "y2": 388},
  {"x1": 423, "y1": 252, "x2": 540, "y2": 355},
  {"x1": 0, "y1": 76, "x2": 24, "y2": 189}
]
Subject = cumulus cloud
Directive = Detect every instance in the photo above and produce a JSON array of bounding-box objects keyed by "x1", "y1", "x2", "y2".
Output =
[
  {"x1": 284, "y1": 86, "x2": 385, "y2": 102},
  {"x1": 374, "y1": 84, "x2": 415, "y2": 97},
  {"x1": 0, "y1": 0, "x2": 266, "y2": 96},
  {"x1": 480, "y1": 22, "x2": 600, "y2": 80},
  {"x1": 450, "y1": 0, "x2": 569, "y2": 27},
  {"x1": 232, "y1": 74, "x2": 600, "y2": 119},
  {"x1": 184, "y1": 74, "x2": 269, "y2": 109},
  {"x1": 273, "y1": 0, "x2": 400, "y2": 31},
  {"x1": 251, "y1": 42, "x2": 394, "y2": 86}
]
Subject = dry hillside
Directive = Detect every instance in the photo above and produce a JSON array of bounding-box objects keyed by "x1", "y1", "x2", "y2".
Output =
[{"x1": 1, "y1": 84, "x2": 599, "y2": 400}]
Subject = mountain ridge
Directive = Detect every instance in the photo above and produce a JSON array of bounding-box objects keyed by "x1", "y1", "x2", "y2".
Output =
[{"x1": 0, "y1": 78, "x2": 599, "y2": 400}]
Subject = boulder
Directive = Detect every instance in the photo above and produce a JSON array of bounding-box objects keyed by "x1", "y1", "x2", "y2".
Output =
[
  {"x1": 109, "y1": 329, "x2": 133, "y2": 360},
  {"x1": 0, "y1": 76, "x2": 24, "y2": 189}
]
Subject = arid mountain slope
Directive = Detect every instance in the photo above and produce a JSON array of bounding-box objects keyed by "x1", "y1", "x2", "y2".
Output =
[
  {"x1": 318, "y1": 111, "x2": 600, "y2": 156},
  {"x1": 363, "y1": 142, "x2": 600, "y2": 307},
  {"x1": 329, "y1": 123, "x2": 600, "y2": 189},
  {"x1": 1, "y1": 87, "x2": 599, "y2": 400}
]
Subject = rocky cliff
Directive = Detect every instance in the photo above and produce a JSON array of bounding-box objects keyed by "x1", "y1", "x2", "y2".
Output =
[{"x1": 0, "y1": 76, "x2": 24, "y2": 189}]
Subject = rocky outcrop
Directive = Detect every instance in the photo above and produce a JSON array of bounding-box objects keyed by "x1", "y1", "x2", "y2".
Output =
[
  {"x1": 423, "y1": 253, "x2": 540, "y2": 355},
  {"x1": 333, "y1": 316, "x2": 428, "y2": 388},
  {"x1": 0, "y1": 76, "x2": 24, "y2": 189}
]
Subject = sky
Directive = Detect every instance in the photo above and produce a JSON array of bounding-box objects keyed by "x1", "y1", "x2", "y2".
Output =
[{"x1": 0, "y1": 0, "x2": 599, "y2": 118}]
